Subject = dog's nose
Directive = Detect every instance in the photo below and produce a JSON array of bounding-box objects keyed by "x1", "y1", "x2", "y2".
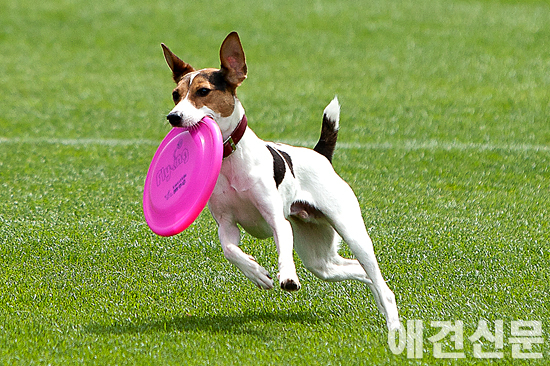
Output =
[{"x1": 167, "y1": 113, "x2": 182, "y2": 127}]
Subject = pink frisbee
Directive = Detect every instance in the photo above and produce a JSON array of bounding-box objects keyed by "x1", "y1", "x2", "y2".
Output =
[{"x1": 143, "y1": 116, "x2": 223, "y2": 236}]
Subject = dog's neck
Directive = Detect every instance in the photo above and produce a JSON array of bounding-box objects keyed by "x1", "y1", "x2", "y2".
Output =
[
  {"x1": 216, "y1": 97, "x2": 246, "y2": 141},
  {"x1": 217, "y1": 98, "x2": 248, "y2": 158},
  {"x1": 223, "y1": 113, "x2": 247, "y2": 159}
]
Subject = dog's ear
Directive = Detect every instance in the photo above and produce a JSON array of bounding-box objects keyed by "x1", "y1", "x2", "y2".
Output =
[
  {"x1": 161, "y1": 43, "x2": 195, "y2": 83},
  {"x1": 220, "y1": 32, "x2": 247, "y2": 87}
]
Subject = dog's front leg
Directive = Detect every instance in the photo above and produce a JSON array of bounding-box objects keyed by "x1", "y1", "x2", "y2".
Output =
[
  {"x1": 250, "y1": 190, "x2": 301, "y2": 292},
  {"x1": 270, "y1": 215, "x2": 301, "y2": 291},
  {"x1": 218, "y1": 221, "x2": 274, "y2": 290}
]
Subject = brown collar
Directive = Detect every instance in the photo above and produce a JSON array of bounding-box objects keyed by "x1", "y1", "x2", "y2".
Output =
[{"x1": 223, "y1": 114, "x2": 247, "y2": 158}]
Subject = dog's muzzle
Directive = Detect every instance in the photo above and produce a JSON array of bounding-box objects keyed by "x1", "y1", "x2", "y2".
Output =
[{"x1": 166, "y1": 113, "x2": 182, "y2": 127}]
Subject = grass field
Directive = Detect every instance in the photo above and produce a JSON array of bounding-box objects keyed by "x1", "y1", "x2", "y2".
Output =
[{"x1": 1, "y1": 0, "x2": 549, "y2": 364}]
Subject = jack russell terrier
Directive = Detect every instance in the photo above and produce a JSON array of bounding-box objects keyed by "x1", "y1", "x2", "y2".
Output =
[{"x1": 160, "y1": 32, "x2": 400, "y2": 331}]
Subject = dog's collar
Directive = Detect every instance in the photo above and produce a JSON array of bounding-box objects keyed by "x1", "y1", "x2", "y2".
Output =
[{"x1": 223, "y1": 114, "x2": 248, "y2": 159}]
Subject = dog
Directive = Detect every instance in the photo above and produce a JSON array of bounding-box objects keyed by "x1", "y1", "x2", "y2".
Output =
[{"x1": 160, "y1": 32, "x2": 400, "y2": 331}]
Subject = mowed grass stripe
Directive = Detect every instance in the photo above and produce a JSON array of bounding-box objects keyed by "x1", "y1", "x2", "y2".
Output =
[
  {"x1": 0, "y1": 137, "x2": 159, "y2": 146},
  {"x1": 2, "y1": 136, "x2": 549, "y2": 153}
]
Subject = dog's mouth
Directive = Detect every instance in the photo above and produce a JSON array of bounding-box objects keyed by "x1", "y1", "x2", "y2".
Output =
[
  {"x1": 166, "y1": 106, "x2": 217, "y2": 128},
  {"x1": 166, "y1": 113, "x2": 208, "y2": 129}
]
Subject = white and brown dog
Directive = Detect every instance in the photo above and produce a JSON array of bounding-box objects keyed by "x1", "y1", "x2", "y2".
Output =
[{"x1": 161, "y1": 32, "x2": 400, "y2": 330}]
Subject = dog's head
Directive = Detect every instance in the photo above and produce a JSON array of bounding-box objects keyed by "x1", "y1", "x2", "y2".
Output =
[{"x1": 162, "y1": 32, "x2": 247, "y2": 135}]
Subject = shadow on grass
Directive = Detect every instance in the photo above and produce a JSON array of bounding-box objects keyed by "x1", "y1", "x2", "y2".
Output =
[{"x1": 85, "y1": 310, "x2": 326, "y2": 337}]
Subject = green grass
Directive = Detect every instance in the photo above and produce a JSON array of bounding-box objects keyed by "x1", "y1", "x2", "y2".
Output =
[{"x1": 1, "y1": 0, "x2": 549, "y2": 364}]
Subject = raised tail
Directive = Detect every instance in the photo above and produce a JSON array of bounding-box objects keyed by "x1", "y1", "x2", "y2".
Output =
[{"x1": 313, "y1": 96, "x2": 340, "y2": 163}]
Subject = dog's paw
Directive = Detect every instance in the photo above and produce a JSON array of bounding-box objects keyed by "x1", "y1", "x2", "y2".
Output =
[
  {"x1": 387, "y1": 319, "x2": 403, "y2": 332},
  {"x1": 242, "y1": 256, "x2": 274, "y2": 290},
  {"x1": 279, "y1": 277, "x2": 301, "y2": 292},
  {"x1": 255, "y1": 270, "x2": 274, "y2": 290}
]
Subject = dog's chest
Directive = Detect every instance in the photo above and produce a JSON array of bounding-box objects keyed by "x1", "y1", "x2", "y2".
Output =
[{"x1": 208, "y1": 174, "x2": 273, "y2": 239}]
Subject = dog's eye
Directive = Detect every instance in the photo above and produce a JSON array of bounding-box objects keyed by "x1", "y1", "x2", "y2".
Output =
[
  {"x1": 196, "y1": 88, "x2": 211, "y2": 97},
  {"x1": 172, "y1": 90, "x2": 180, "y2": 103}
]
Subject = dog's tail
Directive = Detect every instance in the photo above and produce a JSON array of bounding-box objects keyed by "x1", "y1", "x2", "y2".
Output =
[{"x1": 313, "y1": 96, "x2": 340, "y2": 164}]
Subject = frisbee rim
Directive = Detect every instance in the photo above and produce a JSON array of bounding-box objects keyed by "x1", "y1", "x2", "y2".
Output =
[{"x1": 143, "y1": 117, "x2": 223, "y2": 236}]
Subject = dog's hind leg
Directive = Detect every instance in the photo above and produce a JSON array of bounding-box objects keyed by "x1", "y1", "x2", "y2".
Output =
[
  {"x1": 291, "y1": 216, "x2": 403, "y2": 332},
  {"x1": 218, "y1": 222, "x2": 274, "y2": 290},
  {"x1": 291, "y1": 219, "x2": 373, "y2": 285},
  {"x1": 322, "y1": 190, "x2": 401, "y2": 331}
]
